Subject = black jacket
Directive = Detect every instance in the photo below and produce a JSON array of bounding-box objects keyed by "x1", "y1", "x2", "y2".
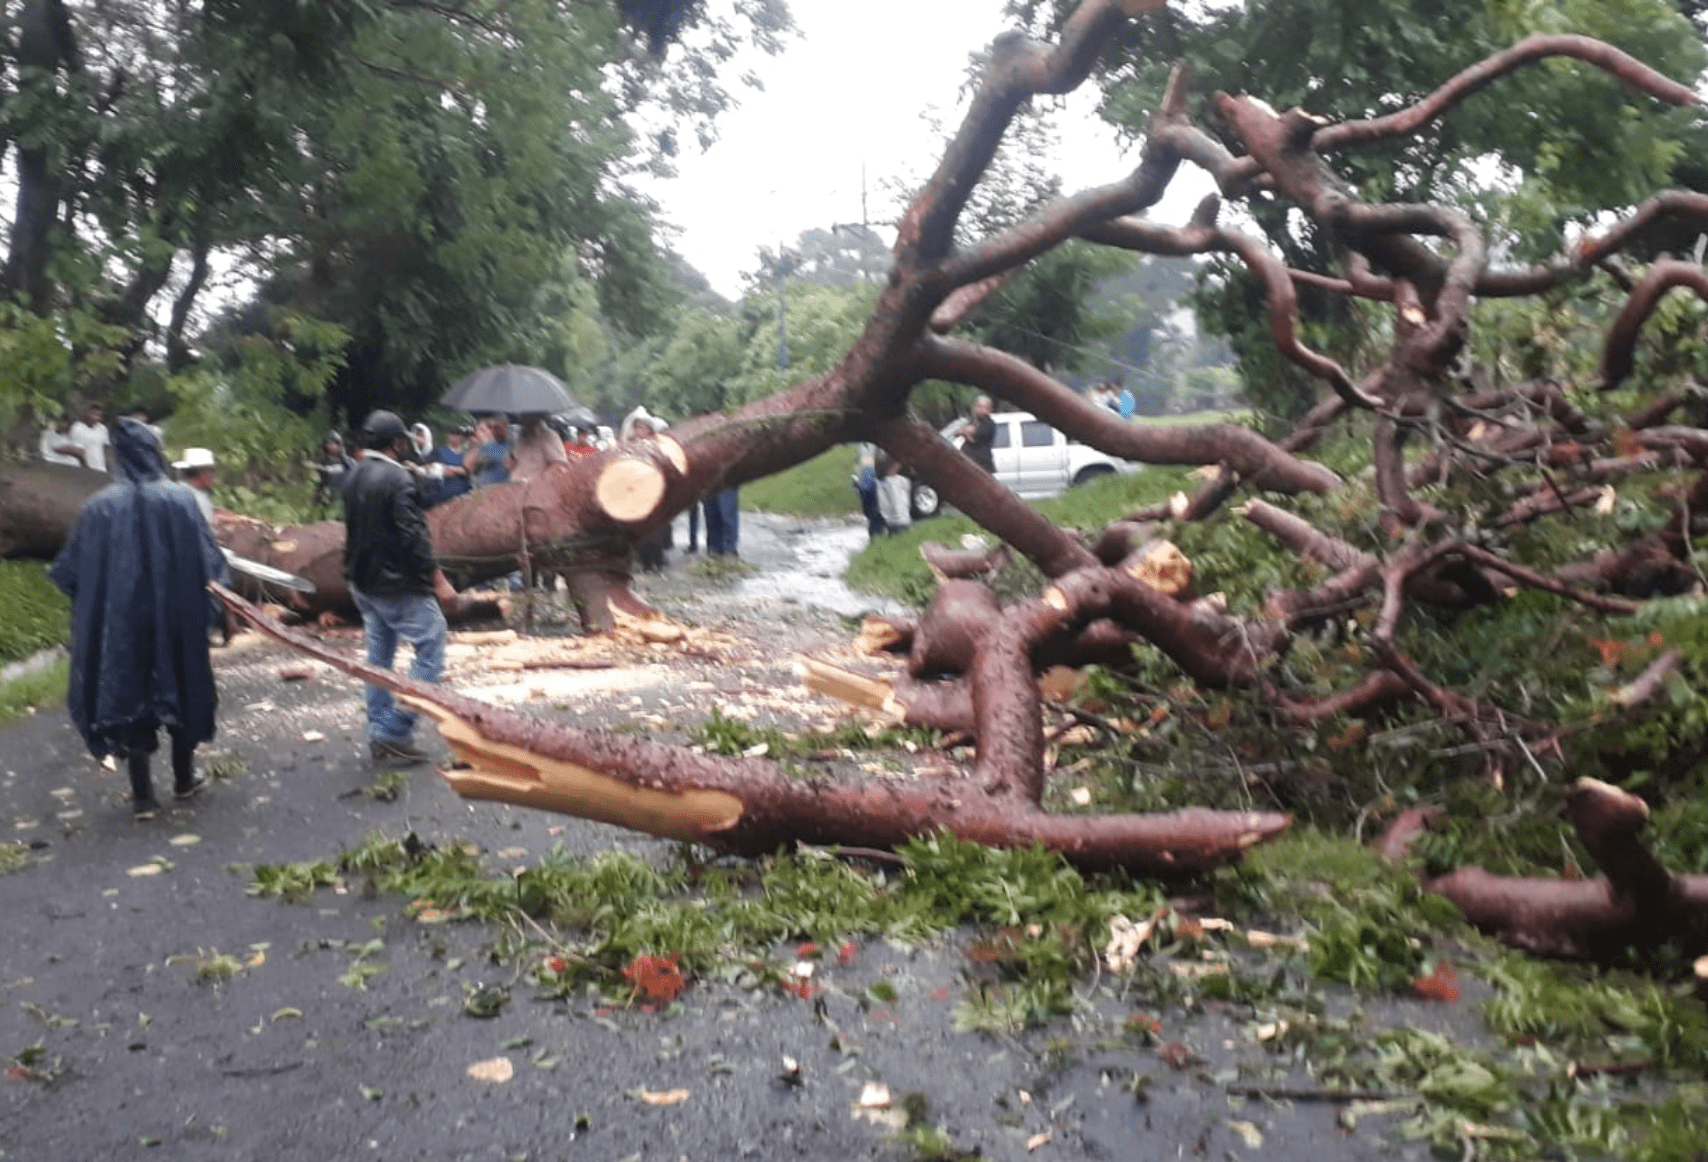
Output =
[
  {"x1": 343, "y1": 451, "x2": 436, "y2": 597},
  {"x1": 50, "y1": 418, "x2": 230, "y2": 757}
]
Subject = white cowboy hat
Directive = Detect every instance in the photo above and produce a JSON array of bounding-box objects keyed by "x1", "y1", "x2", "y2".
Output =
[{"x1": 173, "y1": 447, "x2": 216, "y2": 471}]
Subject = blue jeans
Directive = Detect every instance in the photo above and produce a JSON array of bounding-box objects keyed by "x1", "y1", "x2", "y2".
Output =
[
  {"x1": 351, "y1": 587, "x2": 447, "y2": 743},
  {"x1": 704, "y1": 488, "x2": 740, "y2": 556}
]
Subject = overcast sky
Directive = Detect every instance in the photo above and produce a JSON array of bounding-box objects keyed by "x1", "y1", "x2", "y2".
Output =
[{"x1": 637, "y1": 0, "x2": 1203, "y2": 299}]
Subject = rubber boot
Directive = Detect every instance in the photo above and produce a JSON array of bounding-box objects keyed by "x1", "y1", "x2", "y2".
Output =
[
  {"x1": 128, "y1": 750, "x2": 160, "y2": 819},
  {"x1": 170, "y1": 730, "x2": 205, "y2": 800}
]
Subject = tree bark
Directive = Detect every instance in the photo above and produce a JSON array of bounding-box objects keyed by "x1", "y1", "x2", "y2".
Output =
[{"x1": 215, "y1": 583, "x2": 1290, "y2": 875}]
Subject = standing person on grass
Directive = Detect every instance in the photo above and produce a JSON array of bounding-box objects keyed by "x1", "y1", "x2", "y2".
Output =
[
  {"x1": 344, "y1": 410, "x2": 446, "y2": 766},
  {"x1": 50, "y1": 418, "x2": 229, "y2": 819}
]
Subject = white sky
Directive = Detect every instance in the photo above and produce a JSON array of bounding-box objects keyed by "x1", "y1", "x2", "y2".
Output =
[{"x1": 638, "y1": 0, "x2": 1210, "y2": 299}]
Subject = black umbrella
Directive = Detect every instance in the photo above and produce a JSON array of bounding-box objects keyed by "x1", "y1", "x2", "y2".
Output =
[{"x1": 442, "y1": 364, "x2": 576, "y2": 416}]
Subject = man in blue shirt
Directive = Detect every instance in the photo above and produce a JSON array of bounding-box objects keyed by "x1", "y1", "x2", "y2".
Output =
[
  {"x1": 465, "y1": 416, "x2": 514, "y2": 488},
  {"x1": 424, "y1": 425, "x2": 474, "y2": 507}
]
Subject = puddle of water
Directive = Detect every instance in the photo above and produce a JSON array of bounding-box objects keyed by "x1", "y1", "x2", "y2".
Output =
[{"x1": 731, "y1": 518, "x2": 907, "y2": 618}]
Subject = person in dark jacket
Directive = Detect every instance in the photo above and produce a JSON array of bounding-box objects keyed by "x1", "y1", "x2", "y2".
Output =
[
  {"x1": 344, "y1": 409, "x2": 446, "y2": 765},
  {"x1": 50, "y1": 418, "x2": 229, "y2": 818}
]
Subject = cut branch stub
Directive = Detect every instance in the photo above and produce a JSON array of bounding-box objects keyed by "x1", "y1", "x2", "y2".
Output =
[{"x1": 594, "y1": 455, "x2": 669, "y2": 523}]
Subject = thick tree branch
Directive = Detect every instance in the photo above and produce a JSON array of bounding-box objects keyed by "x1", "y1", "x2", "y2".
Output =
[
  {"x1": 918, "y1": 336, "x2": 1342, "y2": 492},
  {"x1": 1316, "y1": 35, "x2": 1700, "y2": 155}
]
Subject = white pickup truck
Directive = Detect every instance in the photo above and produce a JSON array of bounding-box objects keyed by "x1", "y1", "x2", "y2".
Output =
[{"x1": 911, "y1": 411, "x2": 1140, "y2": 518}]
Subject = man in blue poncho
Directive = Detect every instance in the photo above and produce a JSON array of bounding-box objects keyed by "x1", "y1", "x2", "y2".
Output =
[{"x1": 50, "y1": 418, "x2": 230, "y2": 819}]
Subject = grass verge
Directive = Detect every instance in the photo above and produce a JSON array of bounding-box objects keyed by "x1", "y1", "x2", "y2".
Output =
[
  {"x1": 0, "y1": 658, "x2": 67, "y2": 726},
  {"x1": 739, "y1": 446, "x2": 861, "y2": 518},
  {"x1": 0, "y1": 561, "x2": 69, "y2": 665}
]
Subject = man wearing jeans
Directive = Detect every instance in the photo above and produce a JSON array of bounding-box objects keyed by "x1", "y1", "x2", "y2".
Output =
[{"x1": 343, "y1": 409, "x2": 446, "y2": 765}]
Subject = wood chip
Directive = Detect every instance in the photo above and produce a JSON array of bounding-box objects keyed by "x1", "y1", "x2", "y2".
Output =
[
  {"x1": 466, "y1": 1056, "x2": 514, "y2": 1083},
  {"x1": 857, "y1": 1082, "x2": 892, "y2": 1109},
  {"x1": 638, "y1": 1087, "x2": 689, "y2": 1105}
]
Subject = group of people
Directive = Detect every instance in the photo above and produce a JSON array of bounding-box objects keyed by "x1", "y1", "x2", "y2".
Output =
[
  {"x1": 312, "y1": 412, "x2": 602, "y2": 515},
  {"x1": 854, "y1": 395, "x2": 996, "y2": 540},
  {"x1": 38, "y1": 402, "x2": 147, "y2": 473},
  {"x1": 48, "y1": 407, "x2": 452, "y2": 818},
  {"x1": 45, "y1": 396, "x2": 748, "y2": 819}
]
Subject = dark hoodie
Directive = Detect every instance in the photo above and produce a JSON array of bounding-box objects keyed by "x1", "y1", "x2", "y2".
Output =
[{"x1": 50, "y1": 418, "x2": 230, "y2": 758}]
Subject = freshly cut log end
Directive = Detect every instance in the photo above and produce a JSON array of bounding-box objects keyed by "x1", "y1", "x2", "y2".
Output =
[
  {"x1": 919, "y1": 540, "x2": 1010, "y2": 582},
  {"x1": 1695, "y1": 955, "x2": 1708, "y2": 1002},
  {"x1": 1123, "y1": 540, "x2": 1193, "y2": 598},
  {"x1": 655, "y1": 435, "x2": 689, "y2": 475},
  {"x1": 1566, "y1": 777, "x2": 1650, "y2": 827},
  {"x1": 595, "y1": 457, "x2": 668, "y2": 522},
  {"x1": 796, "y1": 657, "x2": 904, "y2": 722}
]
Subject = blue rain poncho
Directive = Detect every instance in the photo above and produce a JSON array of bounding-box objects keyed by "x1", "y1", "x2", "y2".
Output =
[{"x1": 49, "y1": 418, "x2": 231, "y2": 758}]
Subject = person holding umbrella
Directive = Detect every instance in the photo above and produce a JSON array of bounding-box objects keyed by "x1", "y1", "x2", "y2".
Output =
[
  {"x1": 464, "y1": 416, "x2": 514, "y2": 488},
  {"x1": 343, "y1": 409, "x2": 446, "y2": 766}
]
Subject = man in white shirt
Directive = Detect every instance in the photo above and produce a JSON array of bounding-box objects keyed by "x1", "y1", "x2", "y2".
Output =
[
  {"x1": 68, "y1": 403, "x2": 111, "y2": 473},
  {"x1": 39, "y1": 417, "x2": 83, "y2": 465}
]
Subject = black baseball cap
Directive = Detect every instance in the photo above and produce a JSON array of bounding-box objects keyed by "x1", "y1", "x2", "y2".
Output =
[{"x1": 362, "y1": 409, "x2": 408, "y2": 448}]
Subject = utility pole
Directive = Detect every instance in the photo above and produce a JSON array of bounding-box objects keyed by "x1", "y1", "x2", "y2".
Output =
[
  {"x1": 776, "y1": 262, "x2": 789, "y2": 371},
  {"x1": 766, "y1": 245, "x2": 797, "y2": 371}
]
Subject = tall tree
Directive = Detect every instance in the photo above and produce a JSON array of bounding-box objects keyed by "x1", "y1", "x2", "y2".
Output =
[{"x1": 0, "y1": 0, "x2": 790, "y2": 427}]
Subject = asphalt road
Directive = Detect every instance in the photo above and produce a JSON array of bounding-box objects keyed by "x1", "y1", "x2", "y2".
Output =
[{"x1": 0, "y1": 515, "x2": 1463, "y2": 1161}]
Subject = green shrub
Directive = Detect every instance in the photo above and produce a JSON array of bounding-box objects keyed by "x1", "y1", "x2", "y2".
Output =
[{"x1": 0, "y1": 561, "x2": 70, "y2": 665}]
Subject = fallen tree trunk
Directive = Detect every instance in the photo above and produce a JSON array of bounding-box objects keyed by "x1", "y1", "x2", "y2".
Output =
[{"x1": 214, "y1": 582, "x2": 1290, "y2": 874}]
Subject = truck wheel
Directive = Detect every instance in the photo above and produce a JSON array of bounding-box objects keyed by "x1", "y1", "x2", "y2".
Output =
[
  {"x1": 911, "y1": 482, "x2": 940, "y2": 520},
  {"x1": 1071, "y1": 465, "x2": 1115, "y2": 487}
]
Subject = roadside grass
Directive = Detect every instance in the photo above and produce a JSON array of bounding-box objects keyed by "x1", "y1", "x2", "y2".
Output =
[
  {"x1": 740, "y1": 447, "x2": 860, "y2": 518},
  {"x1": 0, "y1": 561, "x2": 69, "y2": 665},
  {"x1": 739, "y1": 415, "x2": 1247, "y2": 522},
  {"x1": 1133, "y1": 408, "x2": 1253, "y2": 427},
  {"x1": 0, "y1": 659, "x2": 66, "y2": 726}
]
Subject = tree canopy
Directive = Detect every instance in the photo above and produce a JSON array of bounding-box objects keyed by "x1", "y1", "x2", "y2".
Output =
[{"x1": 0, "y1": 0, "x2": 791, "y2": 437}]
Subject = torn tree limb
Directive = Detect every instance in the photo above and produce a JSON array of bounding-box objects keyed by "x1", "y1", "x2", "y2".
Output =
[
  {"x1": 214, "y1": 582, "x2": 1289, "y2": 875},
  {"x1": 1404, "y1": 779, "x2": 1708, "y2": 960}
]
